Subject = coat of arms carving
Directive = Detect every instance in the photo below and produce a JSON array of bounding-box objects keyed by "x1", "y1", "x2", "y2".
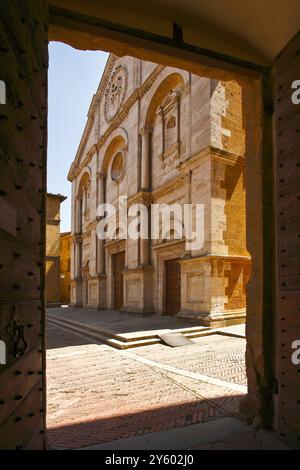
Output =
[{"x1": 106, "y1": 66, "x2": 127, "y2": 121}]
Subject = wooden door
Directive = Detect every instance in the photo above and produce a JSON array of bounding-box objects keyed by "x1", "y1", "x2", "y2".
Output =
[
  {"x1": 273, "y1": 30, "x2": 300, "y2": 449},
  {"x1": 0, "y1": 1, "x2": 48, "y2": 449},
  {"x1": 165, "y1": 259, "x2": 181, "y2": 315},
  {"x1": 113, "y1": 252, "x2": 125, "y2": 310}
]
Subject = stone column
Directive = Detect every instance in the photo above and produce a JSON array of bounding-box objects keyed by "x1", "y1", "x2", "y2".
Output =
[
  {"x1": 140, "y1": 201, "x2": 150, "y2": 266},
  {"x1": 96, "y1": 172, "x2": 105, "y2": 274},
  {"x1": 82, "y1": 189, "x2": 86, "y2": 216},
  {"x1": 97, "y1": 171, "x2": 105, "y2": 207},
  {"x1": 141, "y1": 126, "x2": 151, "y2": 190},
  {"x1": 75, "y1": 197, "x2": 82, "y2": 234},
  {"x1": 74, "y1": 238, "x2": 82, "y2": 279},
  {"x1": 158, "y1": 106, "x2": 165, "y2": 156},
  {"x1": 184, "y1": 172, "x2": 192, "y2": 258},
  {"x1": 140, "y1": 237, "x2": 149, "y2": 266},
  {"x1": 185, "y1": 79, "x2": 192, "y2": 159},
  {"x1": 175, "y1": 92, "x2": 181, "y2": 144}
]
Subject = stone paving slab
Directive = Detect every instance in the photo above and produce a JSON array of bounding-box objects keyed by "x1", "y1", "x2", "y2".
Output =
[
  {"x1": 47, "y1": 321, "x2": 95, "y2": 349},
  {"x1": 46, "y1": 311, "x2": 248, "y2": 450},
  {"x1": 81, "y1": 417, "x2": 252, "y2": 450},
  {"x1": 46, "y1": 321, "x2": 247, "y2": 449},
  {"x1": 47, "y1": 343, "x2": 225, "y2": 449},
  {"x1": 47, "y1": 307, "x2": 245, "y2": 348},
  {"x1": 133, "y1": 334, "x2": 247, "y2": 386},
  {"x1": 81, "y1": 416, "x2": 289, "y2": 451},
  {"x1": 47, "y1": 307, "x2": 199, "y2": 339}
]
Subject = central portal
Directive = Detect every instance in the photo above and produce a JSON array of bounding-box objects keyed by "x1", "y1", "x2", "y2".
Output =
[
  {"x1": 165, "y1": 259, "x2": 181, "y2": 315},
  {"x1": 113, "y1": 251, "x2": 125, "y2": 310}
]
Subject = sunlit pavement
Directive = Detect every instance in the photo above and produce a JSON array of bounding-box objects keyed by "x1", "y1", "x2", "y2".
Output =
[{"x1": 46, "y1": 309, "x2": 286, "y2": 450}]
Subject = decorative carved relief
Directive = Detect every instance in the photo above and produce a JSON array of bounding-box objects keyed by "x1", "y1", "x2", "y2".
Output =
[
  {"x1": 105, "y1": 66, "x2": 128, "y2": 121},
  {"x1": 159, "y1": 142, "x2": 181, "y2": 169},
  {"x1": 158, "y1": 91, "x2": 181, "y2": 169}
]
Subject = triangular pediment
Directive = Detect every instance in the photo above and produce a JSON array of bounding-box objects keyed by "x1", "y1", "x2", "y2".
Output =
[{"x1": 68, "y1": 53, "x2": 119, "y2": 180}]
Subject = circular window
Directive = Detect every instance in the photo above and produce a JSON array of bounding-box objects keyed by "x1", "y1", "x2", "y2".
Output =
[{"x1": 111, "y1": 151, "x2": 125, "y2": 182}]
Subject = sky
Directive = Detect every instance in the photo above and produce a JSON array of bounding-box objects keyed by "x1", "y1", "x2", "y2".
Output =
[{"x1": 47, "y1": 42, "x2": 109, "y2": 232}]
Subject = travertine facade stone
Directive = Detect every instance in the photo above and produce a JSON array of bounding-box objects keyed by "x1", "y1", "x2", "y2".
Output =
[
  {"x1": 45, "y1": 193, "x2": 66, "y2": 304},
  {"x1": 68, "y1": 54, "x2": 250, "y2": 326},
  {"x1": 60, "y1": 231, "x2": 71, "y2": 304}
]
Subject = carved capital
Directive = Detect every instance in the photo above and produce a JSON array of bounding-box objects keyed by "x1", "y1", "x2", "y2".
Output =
[
  {"x1": 128, "y1": 191, "x2": 152, "y2": 207},
  {"x1": 74, "y1": 234, "x2": 82, "y2": 243},
  {"x1": 140, "y1": 126, "x2": 152, "y2": 136},
  {"x1": 96, "y1": 171, "x2": 106, "y2": 180}
]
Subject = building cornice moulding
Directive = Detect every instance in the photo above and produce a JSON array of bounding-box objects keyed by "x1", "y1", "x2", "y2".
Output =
[
  {"x1": 179, "y1": 254, "x2": 251, "y2": 265},
  {"x1": 151, "y1": 175, "x2": 186, "y2": 200}
]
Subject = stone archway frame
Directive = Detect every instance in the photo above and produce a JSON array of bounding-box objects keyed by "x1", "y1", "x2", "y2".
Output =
[
  {"x1": 140, "y1": 70, "x2": 189, "y2": 175},
  {"x1": 98, "y1": 126, "x2": 128, "y2": 180},
  {"x1": 75, "y1": 167, "x2": 92, "y2": 231},
  {"x1": 140, "y1": 68, "x2": 189, "y2": 130},
  {"x1": 76, "y1": 167, "x2": 91, "y2": 197},
  {"x1": 49, "y1": 11, "x2": 273, "y2": 428}
]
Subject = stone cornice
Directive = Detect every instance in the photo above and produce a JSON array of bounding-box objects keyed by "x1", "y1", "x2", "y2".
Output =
[
  {"x1": 179, "y1": 254, "x2": 251, "y2": 264},
  {"x1": 123, "y1": 265, "x2": 154, "y2": 274},
  {"x1": 210, "y1": 147, "x2": 246, "y2": 167},
  {"x1": 179, "y1": 147, "x2": 211, "y2": 173},
  {"x1": 127, "y1": 190, "x2": 152, "y2": 207},
  {"x1": 72, "y1": 234, "x2": 82, "y2": 243},
  {"x1": 152, "y1": 239, "x2": 185, "y2": 251},
  {"x1": 179, "y1": 146, "x2": 245, "y2": 174},
  {"x1": 71, "y1": 231, "x2": 93, "y2": 243},
  {"x1": 151, "y1": 175, "x2": 186, "y2": 200},
  {"x1": 87, "y1": 144, "x2": 98, "y2": 158},
  {"x1": 46, "y1": 218, "x2": 61, "y2": 226},
  {"x1": 46, "y1": 255, "x2": 60, "y2": 261},
  {"x1": 104, "y1": 239, "x2": 126, "y2": 250},
  {"x1": 85, "y1": 220, "x2": 98, "y2": 231}
]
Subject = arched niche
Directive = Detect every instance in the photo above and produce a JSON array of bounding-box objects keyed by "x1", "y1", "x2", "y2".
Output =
[
  {"x1": 99, "y1": 127, "x2": 128, "y2": 177},
  {"x1": 77, "y1": 170, "x2": 91, "y2": 198},
  {"x1": 76, "y1": 170, "x2": 91, "y2": 233},
  {"x1": 143, "y1": 72, "x2": 186, "y2": 129},
  {"x1": 99, "y1": 129, "x2": 128, "y2": 208},
  {"x1": 142, "y1": 72, "x2": 187, "y2": 178}
]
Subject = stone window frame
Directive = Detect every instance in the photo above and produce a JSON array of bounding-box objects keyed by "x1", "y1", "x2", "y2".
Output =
[{"x1": 110, "y1": 147, "x2": 126, "y2": 184}]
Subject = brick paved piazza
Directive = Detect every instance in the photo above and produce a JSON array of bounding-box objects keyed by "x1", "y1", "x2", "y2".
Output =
[{"x1": 46, "y1": 308, "x2": 250, "y2": 449}]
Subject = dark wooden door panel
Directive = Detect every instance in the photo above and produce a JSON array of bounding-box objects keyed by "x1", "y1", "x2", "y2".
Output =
[
  {"x1": 0, "y1": 1, "x2": 48, "y2": 449},
  {"x1": 273, "y1": 30, "x2": 300, "y2": 448},
  {"x1": 165, "y1": 259, "x2": 181, "y2": 315},
  {"x1": 114, "y1": 252, "x2": 125, "y2": 310}
]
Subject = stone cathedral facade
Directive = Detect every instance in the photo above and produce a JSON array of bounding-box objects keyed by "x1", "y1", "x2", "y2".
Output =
[{"x1": 68, "y1": 54, "x2": 250, "y2": 326}]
